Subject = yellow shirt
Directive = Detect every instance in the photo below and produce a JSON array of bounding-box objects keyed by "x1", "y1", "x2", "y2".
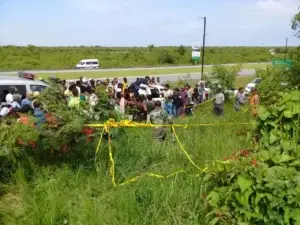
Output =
[{"x1": 122, "y1": 83, "x2": 128, "y2": 92}]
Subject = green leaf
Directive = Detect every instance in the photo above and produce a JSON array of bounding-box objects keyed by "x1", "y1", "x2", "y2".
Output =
[
  {"x1": 207, "y1": 191, "x2": 220, "y2": 207},
  {"x1": 293, "y1": 104, "x2": 300, "y2": 114},
  {"x1": 269, "y1": 132, "x2": 278, "y2": 144},
  {"x1": 291, "y1": 209, "x2": 300, "y2": 223},
  {"x1": 273, "y1": 153, "x2": 294, "y2": 163},
  {"x1": 237, "y1": 175, "x2": 253, "y2": 193},
  {"x1": 258, "y1": 106, "x2": 271, "y2": 121},
  {"x1": 284, "y1": 208, "x2": 291, "y2": 224},
  {"x1": 281, "y1": 141, "x2": 295, "y2": 151},
  {"x1": 257, "y1": 150, "x2": 270, "y2": 161},
  {"x1": 283, "y1": 110, "x2": 293, "y2": 118},
  {"x1": 290, "y1": 160, "x2": 300, "y2": 167},
  {"x1": 235, "y1": 188, "x2": 253, "y2": 207},
  {"x1": 208, "y1": 217, "x2": 219, "y2": 225}
]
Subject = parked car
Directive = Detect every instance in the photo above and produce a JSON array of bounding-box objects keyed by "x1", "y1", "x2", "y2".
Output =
[
  {"x1": 75, "y1": 59, "x2": 99, "y2": 69},
  {"x1": 0, "y1": 75, "x2": 48, "y2": 104},
  {"x1": 245, "y1": 78, "x2": 263, "y2": 95}
]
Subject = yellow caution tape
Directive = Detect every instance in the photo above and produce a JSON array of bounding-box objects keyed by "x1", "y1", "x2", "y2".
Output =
[
  {"x1": 172, "y1": 126, "x2": 204, "y2": 171},
  {"x1": 95, "y1": 128, "x2": 105, "y2": 154},
  {"x1": 108, "y1": 134, "x2": 117, "y2": 187},
  {"x1": 87, "y1": 119, "x2": 251, "y2": 128},
  {"x1": 91, "y1": 116, "x2": 251, "y2": 187}
]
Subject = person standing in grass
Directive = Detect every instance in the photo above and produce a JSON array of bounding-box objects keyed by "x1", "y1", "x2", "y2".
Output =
[
  {"x1": 172, "y1": 88, "x2": 184, "y2": 117},
  {"x1": 162, "y1": 84, "x2": 174, "y2": 117},
  {"x1": 250, "y1": 88, "x2": 259, "y2": 117},
  {"x1": 234, "y1": 87, "x2": 246, "y2": 111},
  {"x1": 150, "y1": 100, "x2": 169, "y2": 141},
  {"x1": 197, "y1": 82, "x2": 205, "y2": 104},
  {"x1": 214, "y1": 88, "x2": 225, "y2": 116}
]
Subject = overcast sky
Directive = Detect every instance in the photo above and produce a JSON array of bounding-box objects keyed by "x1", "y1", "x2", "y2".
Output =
[{"x1": 0, "y1": 0, "x2": 299, "y2": 46}]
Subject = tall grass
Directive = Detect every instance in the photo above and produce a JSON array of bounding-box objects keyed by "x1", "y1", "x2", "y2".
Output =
[{"x1": 0, "y1": 102, "x2": 253, "y2": 225}]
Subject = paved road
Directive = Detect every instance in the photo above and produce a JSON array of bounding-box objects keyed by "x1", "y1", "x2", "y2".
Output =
[
  {"x1": 0, "y1": 62, "x2": 268, "y2": 75},
  {"x1": 67, "y1": 69, "x2": 256, "y2": 83}
]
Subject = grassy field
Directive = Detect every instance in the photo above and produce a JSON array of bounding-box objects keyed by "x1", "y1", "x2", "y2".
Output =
[
  {"x1": 0, "y1": 101, "x2": 253, "y2": 225},
  {"x1": 34, "y1": 63, "x2": 265, "y2": 80},
  {"x1": 0, "y1": 45, "x2": 289, "y2": 71}
]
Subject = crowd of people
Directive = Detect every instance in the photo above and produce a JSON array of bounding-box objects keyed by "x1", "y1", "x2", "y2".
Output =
[
  {"x1": 59, "y1": 76, "x2": 209, "y2": 122},
  {"x1": 0, "y1": 75, "x2": 259, "y2": 130}
]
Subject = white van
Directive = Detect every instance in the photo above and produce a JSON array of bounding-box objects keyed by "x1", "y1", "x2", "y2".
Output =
[
  {"x1": 0, "y1": 75, "x2": 48, "y2": 104},
  {"x1": 75, "y1": 59, "x2": 99, "y2": 69}
]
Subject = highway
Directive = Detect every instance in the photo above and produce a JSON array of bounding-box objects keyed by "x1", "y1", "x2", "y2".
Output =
[
  {"x1": 0, "y1": 62, "x2": 269, "y2": 75},
  {"x1": 67, "y1": 69, "x2": 256, "y2": 83}
]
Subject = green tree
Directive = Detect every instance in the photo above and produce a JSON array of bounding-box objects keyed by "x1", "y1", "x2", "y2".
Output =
[
  {"x1": 158, "y1": 50, "x2": 174, "y2": 64},
  {"x1": 147, "y1": 44, "x2": 155, "y2": 52},
  {"x1": 292, "y1": 7, "x2": 300, "y2": 37},
  {"x1": 177, "y1": 45, "x2": 186, "y2": 56},
  {"x1": 211, "y1": 64, "x2": 241, "y2": 90}
]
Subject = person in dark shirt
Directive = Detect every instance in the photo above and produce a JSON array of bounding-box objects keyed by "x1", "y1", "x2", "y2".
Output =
[
  {"x1": 172, "y1": 88, "x2": 184, "y2": 117},
  {"x1": 133, "y1": 76, "x2": 150, "y2": 86},
  {"x1": 130, "y1": 76, "x2": 151, "y2": 95}
]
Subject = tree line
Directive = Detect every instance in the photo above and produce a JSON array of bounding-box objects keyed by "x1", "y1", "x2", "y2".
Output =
[{"x1": 0, "y1": 45, "x2": 294, "y2": 71}]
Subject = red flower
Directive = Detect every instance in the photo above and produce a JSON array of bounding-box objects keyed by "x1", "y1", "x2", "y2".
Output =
[
  {"x1": 251, "y1": 159, "x2": 258, "y2": 167},
  {"x1": 82, "y1": 127, "x2": 93, "y2": 143},
  {"x1": 17, "y1": 138, "x2": 36, "y2": 149},
  {"x1": 240, "y1": 150, "x2": 250, "y2": 157}
]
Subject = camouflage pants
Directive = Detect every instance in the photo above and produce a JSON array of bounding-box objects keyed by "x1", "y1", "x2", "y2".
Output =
[{"x1": 152, "y1": 127, "x2": 167, "y2": 141}]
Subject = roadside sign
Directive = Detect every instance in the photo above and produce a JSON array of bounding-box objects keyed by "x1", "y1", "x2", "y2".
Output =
[
  {"x1": 272, "y1": 60, "x2": 293, "y2": 68},
  {"x1": 192, "y1": 43, "x2": 201, "y2": 61},
  {"x1": 192, "y1": 51, "x2": 201, "y2": 61}
]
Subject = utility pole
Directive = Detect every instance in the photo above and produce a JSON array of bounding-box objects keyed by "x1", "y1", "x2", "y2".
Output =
[
  {"x1": 201, "y1": 17, "x2": 207, "y2": 79},
  {"x1": 284, "y1": 37, "x2": 288, "y2": 60}
]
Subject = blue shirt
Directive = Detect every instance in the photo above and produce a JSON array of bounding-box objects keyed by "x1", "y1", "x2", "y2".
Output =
[
  {"x1": 21, "y1": 98, "x2": 32, "y2": 107},
  {"x1": 34, "y1": 108, "x2": 46, "y2": 126}
]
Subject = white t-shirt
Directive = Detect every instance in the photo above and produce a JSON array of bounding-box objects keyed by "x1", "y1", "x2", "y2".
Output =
[
  {"x1": 163, "y1": 90, "x2": 173, "y2": 99},
  {"x1": 215, "y1": 93, "x2": 225, "y2": 104}
]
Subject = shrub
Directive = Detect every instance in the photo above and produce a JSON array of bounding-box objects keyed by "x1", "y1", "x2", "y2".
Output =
[{"x1": 204, "y1": 90, "x2": 300, "y2": 225}]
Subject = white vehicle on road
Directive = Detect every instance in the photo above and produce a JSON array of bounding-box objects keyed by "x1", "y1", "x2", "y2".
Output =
[
  {"x1": 245, "y1": 78, "x2": 263, "y2": 95},
  {"x1": 75, "y1": 59, "x2": 99, "y2": 69}
]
